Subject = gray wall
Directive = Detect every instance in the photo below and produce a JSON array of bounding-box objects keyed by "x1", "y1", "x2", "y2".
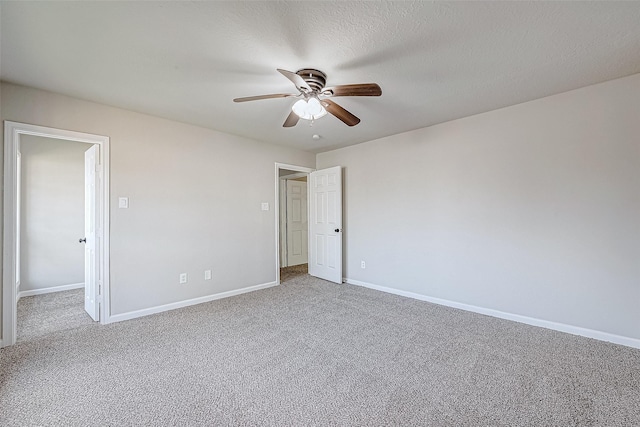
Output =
[
  {"x1": 0, "y1": 82, "x2": 316, "y2": 334},
  {"x1": 317, "y1": 73, "x2": 640, "y2": 341},
  {"x1": 20, "y1": 135, "x2": 86, "y2": 291},
  {"x1": 3, "y1": 73, "x2": 639, "y2": 344}
]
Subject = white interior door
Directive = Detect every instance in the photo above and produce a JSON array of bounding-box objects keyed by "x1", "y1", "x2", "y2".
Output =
[
  {"x1": 309, "y1": 166, "x2": 342, "y2": 284},
  {"x1": 84, "y1": 145, "x2": 99, "y2": 321},
  {"x1": 286, "y1": 179, "x2": 308, "y2": 266},
  {"x1": 16, "y1": 151, "x2": 21, "y2": 295}
]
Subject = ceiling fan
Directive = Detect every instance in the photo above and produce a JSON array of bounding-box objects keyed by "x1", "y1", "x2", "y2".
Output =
[{"x1": 233, "y1": 68, "x2": 382, "y2": 127}]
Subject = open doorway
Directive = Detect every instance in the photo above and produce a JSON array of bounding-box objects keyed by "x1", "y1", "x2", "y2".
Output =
[
  {"x1": 275, "y1": 163, "x2": 313, "y2": 284},
  {"x1": 16, "y1": 135, "x2": 91, "y2": 341},
  {"x1": 2, "y1": 121, "x2": 110, "y2": 348}
]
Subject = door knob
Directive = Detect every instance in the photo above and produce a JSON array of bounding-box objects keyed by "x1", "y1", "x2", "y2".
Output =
[
  {"x1": 79, "y1": 238, "x2": 86, "y2": 243},
  {"x1": 334, "y1": 229, "x2": 341, "y2": 233}
]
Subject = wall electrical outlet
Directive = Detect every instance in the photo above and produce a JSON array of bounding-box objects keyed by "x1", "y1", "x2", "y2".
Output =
[
  {"x1": 204, "y1": 270, "x2": 212, "y2": 280},
  {"x1": 361, "y1": 261, "x2": 366, "y2": 269},
  {"x1": 179, "y1": 273, "x2": 188, "y2": 284}
]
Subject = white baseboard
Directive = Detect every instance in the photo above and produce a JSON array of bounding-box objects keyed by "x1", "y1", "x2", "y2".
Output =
[
  {"x1": 107, "y1": 281, "x2": 278, "y2": 324},
  {"x1": 345, "y1": 278, "x2": 640, "y2": 350},
  {"x1": 18, "y1": 282, "x2": 84, "y2": 299}
]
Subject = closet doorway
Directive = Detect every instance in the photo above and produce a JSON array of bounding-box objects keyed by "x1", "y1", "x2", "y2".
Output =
[{"x1": 275, "y1": 163, "x2": 313, "y2": 283}]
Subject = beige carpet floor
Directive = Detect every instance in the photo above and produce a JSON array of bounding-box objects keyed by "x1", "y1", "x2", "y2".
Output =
[
  {"x1": 17, "y1": 288, "x2": 92, "y2": 343},
  {"x1": 1, "y1": 275, "x2": 639, "y2": 426},
  {"x1": 280, "y1": 263, "x2": 308, "y2": 283}
]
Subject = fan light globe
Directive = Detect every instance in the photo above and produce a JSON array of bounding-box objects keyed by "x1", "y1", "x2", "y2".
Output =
[
  {"x1": 292, "y1": 98, "x2": 328, "y2": 120},
  {"x1": 307, "y1": 98, "x2": 323, "y2": 115},
  {"x1": 291, "y1": 99, "x2": 307, "y2": 117}
]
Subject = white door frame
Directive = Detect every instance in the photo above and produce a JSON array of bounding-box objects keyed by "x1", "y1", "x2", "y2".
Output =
[
  {"x1": 274, "y1": 163, "x2": 314, "y2": 284},
  {"x1": 279, "y1": 178, "x2": 288, "y2": 268},
  {"x1": 2, "y1": 121, "x2": 111, "y2": 347}
]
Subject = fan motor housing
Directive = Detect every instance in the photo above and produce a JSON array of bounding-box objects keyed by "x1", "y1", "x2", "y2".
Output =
[{"x1": 296, "y1": 68, "x2": 327, "y2": 92}]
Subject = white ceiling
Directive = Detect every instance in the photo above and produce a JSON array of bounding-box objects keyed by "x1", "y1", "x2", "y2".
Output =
[{"x1": 2, "y1": 1, "x2": 640, "y2": 153}]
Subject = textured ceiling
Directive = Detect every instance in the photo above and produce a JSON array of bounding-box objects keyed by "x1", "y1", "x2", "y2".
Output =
[{"x1": 2, "y1": 1, "x2": 640, "y2": 153}]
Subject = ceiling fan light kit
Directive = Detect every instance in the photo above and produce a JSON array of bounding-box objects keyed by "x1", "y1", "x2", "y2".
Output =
[
  {"x1": 292, "y1": 97, "x2": 327, "y2": 120},
  {"x1": 233, "y1": 68, "x2": 381, "y2": 128}
]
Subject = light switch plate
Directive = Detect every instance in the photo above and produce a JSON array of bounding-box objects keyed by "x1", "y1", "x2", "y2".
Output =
[
  {"x1": 118, "y1": 197, "x2": 129, "y2": 209},
  {"x1": 261, "y1": 202, "x2": 269, "y2": 211}
]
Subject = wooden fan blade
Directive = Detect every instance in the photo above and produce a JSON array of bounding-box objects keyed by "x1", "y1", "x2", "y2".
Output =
[
  {"x1": 283, "y1": 110, "x2": 299, "y2": 128},
  {"x1": 321, "y1": 99, "x2": 361, "y2": 126},
  {"x1": 277, "y1": 69, "x2": 311, "y2": 92},
  {"x1": 323, "y1": 83, "x2": 382, "y2": 97},
  {"x1": 233, "y1": 93, "x2": 296, "y2": 102}
]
